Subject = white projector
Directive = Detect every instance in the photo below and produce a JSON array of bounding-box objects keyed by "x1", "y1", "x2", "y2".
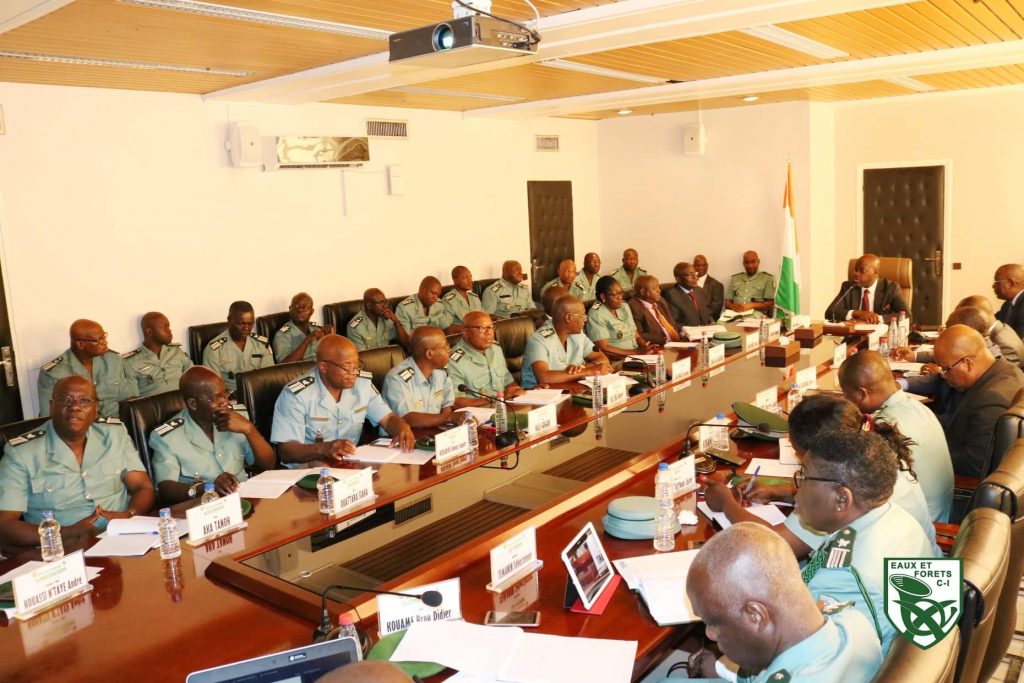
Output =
[{"x1": 388, "y1": 14, "x2": 537, "y2": 68}]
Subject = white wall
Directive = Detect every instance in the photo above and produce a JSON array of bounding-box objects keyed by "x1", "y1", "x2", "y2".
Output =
[
  {"x1": 0, "y1": 82, "x2": 602, "y2": 414},
  {"x1": 833, "y1": 85, "x2": 1024, "y2": 316}
]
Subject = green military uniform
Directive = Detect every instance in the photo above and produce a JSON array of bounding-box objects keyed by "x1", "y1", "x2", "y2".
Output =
[
  {"x1": 38, "y1": 349, "x2": 138, "y2": 418},
  {"x1": 787, "y1": 502, "x2": 937, "y2": 653},
  {"x1": 347, "y1": 313, "x2": 396, "y2": 350},
  {"x1": 0, "y1": 417, "x2": 146, "y2": 528},
  {"x1": 585, "y1": 302, "x2": 639, "y2": 350},
  {"x1": 521, "y1": 326, "x2": 592, "y2": 389},
  {"x1": 447, "y1": 339, "x2": 515, "y2": 399},
  {"x1": 273, "y1": 320, "x2": 322, "y2": 362},
  {"x1": 149, "y1": 406, "x2": 254, "y2": 485},
  {"x1": 382, "y1": 356, "x2": 454, "y2": 418},
  {"x1": 395, "y1": 296, "x2": 452, "y2": 332},
  {"x1": 727, "y1": 270, "x2": 777, "y2": 317},
  {"x1": 540, "y1": 277, "x2": 589, "y2": 302},
  {"x1": 482, "y1": 279, "x2": 535, "y2": 318},
  {"x1": 121, "y1": 343, "x2": 193, "y2": 397},
  {"x1": 736, "y1": 608, "x2": 882, "y2": 683},
  {"x1": 610, "y1": 266, "x2": 647, "y2": 293},
  {"x1": 573, "y1": 272, "x2": 600, "y2": 302},
  {"x1": 202, "y1": 331, "x2": 275, "y2": 393},
  {"x1": 441, "y1": 290, "x2": 484, "y2": 326}
]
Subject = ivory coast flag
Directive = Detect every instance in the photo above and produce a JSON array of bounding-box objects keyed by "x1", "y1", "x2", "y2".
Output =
[{"x1": 775, "y1": 162, "x2": 800, "y2": 318}]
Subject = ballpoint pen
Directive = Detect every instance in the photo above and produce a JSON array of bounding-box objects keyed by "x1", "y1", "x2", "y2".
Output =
[{"x1": 743, "y1": 465, "x2": 761, "y2": 497}]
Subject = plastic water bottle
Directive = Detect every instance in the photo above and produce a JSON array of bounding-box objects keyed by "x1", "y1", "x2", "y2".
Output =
[
  {"x1": 655, "y1": 350, "x2": 666, "y2": 387},
  {"x1": 463, "y1": 411, "x2": 479, "y2": 455},
  {"x1": 787, "y1": 384, "x2": 802, "y2": 413},
  {"x1": 158, "y1": 507, "x2": 181, "y2": 560},
  {"x1": 758, "y1": 318, "x2": 768, "y2": 363},
  {"x1": 653, "y1": 463, "x2": 676, "y2": 552},
  {"x1": 699, "y1": 334, "x2": 711, "y2": 381},
  {"x1": 888, "y1": 318, "x2": 898, "y2": 349},
  {"x1": 712, "y1": 413, "x2": 730, "y2": 452},
  {"x1": 592, "y1": 374, "x2": 604, "y2": 412},
  {"x1": 898, "y1": 311, "x2": 910, "y2": 348},
  {"x1": 317, "y1": 468, "x2": 335, "y2": 514},
  {"x1": 494, "y1": 392, "x2": 508, "y2": 433},
  {"x1": 39, "y1": 511, "x2": 64, "y2": 562},
  {"x1": 337, "y1": 613, "x2": 359, "y2": 642},
  {"x1": 199, "y1": 482, "x2": 218, "y2": 505},
  {"x1": 879, "y1": 336, "x2": 890, "y2": 359}
]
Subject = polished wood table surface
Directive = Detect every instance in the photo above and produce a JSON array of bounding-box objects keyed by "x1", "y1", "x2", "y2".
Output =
[{"x1": 0, "y1": 329, "x2": 853, "y2": 683}]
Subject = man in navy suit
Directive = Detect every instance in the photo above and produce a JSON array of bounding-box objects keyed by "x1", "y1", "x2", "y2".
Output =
[
  {"x1": 664, "y1": 262, "x2": 714, "y2": 329},
  {"x1": 825, "y1": 253, "x2": 909, "y2": 323},
  {"x1": 994, "y1": 264, "x2": 1024, "y2": 338}
]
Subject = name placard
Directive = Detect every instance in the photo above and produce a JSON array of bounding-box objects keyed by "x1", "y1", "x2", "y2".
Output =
[
  {"x1": 778, "y1": 437, "x2": 800, "y2": 465},
  {"x1": 795, "y1": 366, "x2": 818, "y2": 392},
  {"x1": 868, "y1": 332, "x2": 880, "y2": 351},
  {"x1": 187, "y1": 492, "x2": 245, "y2": 546},
  {"x1": 434, "y1": 424, "x2": 471, "y2": 464},
  {"x1": 487, "y1": 527, "x2": 543, "y2": 592},
  {"x1": 331, "y1": 468, "x2": 375, "y2": 514},
  {"x1": 767, "y1": 320, "x2": 782, "y2": 341},
  {"x1": 492, "y1": 571, "x2": 540, "y2": 613},
  {"x1": 528, "y1": 403, "x2": 558, "y2": 449},
  {"x1": 378, "y1": 578, "x2": 462, "y2": 636},
  {"x1": 789, "y1": 314, "x2": 811, "y2": 329},
  {"x1": 668, "y1": 455, "x2": 698, "y2": 497},
  {"x1": 833, "y1": 342, "x2": 848, "y2": 369},
  {"x1": 671, "y1": 357, "x2": 691, "y2": 393},
  {"x1": 709, "y1": 344, "x2": 725, "y2": 377},
  {"x1": 755, "y1": 387, "x2": 778, "y2": 412},
  {"x1": 606, "y1": 377, "x2": 628, "y2": 416},
  {"x1": 12, "y1": 550, "x2": 92, "y2": 621},
  {"x1": 745, "y1": 331, "x2": 759, "y2": 359},
  {"x1": 698, "y1": 426, "x2": 713, "y2": 453}
]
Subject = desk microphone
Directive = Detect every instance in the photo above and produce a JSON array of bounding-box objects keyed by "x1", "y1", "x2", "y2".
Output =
[
  {"x1": 622, "y1": 355, "x2": 654, "y2": 395},
  {"x1": 827, "y1": 282, "x2": 856, "y2": 323},
  {"x1": 456, "y1": 384, "x2": 520, "y2": 448},
  {"x1": 313, "y1": 584, "x2": 444, "y2": 642}
]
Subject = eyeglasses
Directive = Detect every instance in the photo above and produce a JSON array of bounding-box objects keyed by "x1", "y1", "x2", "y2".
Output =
[
  {"x1": 939, "y1": 355, "x2": 973, "y2": 376},
  {"x1": 55, "y1": 396, "x2": 99, "y2": 409},
  {"x1": 793, "y1": 467, "x2": 846, "y2": 490},
  {"x1": 463, "y1": 325, "x2": 495, "y2": 333},
  {"x1": 74, "y1": 333, "x2": 108, "y2": 344},
  {"x1": 568, "y1": 312, "x2": 588, "y2": 319},
  {"x1": 322, "y1": 359, "x2": 364, "y2": 374}
]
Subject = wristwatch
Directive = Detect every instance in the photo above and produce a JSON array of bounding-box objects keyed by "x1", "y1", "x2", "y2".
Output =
[{"x1": 187, "y1": 483, "x2": 202, "y2": 499}]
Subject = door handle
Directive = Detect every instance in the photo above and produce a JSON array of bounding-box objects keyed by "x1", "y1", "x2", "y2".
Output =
[
  {"x1": 0, "y1": 346, "x2": 14, "y2": 388},
  {"x1": 923, "y1": 250, "x2": 942, "y2": 277}
]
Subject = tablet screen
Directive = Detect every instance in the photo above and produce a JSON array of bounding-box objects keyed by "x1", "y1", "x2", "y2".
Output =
[{"x1": 560, "y1": 522, "x2": 615, "y2": 610}]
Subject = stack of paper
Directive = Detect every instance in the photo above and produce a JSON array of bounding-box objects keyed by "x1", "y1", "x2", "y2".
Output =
[
  {"x1": 663, "y1": 341, "x2": 698, "y2": 349},
  {"x1": 683, "y1": 325, "x2": 727, "y2": 339},
  {"x1": 577, "y1": 374, "x2": 638, "y2": 389},
  {"x1": 237, "y1": 468, "x2": 311, "y2": 499},
  {"x1": 84, "y1": 516, "x2": 190, "y2": 557},
  {"x1": 344, "y1": 442, "x2": 434, "y2": 466},
  {"x1": 509, "y1": 389, "x2": 569, "y2": 405},
  {"x1": 696, "y1": 502, "x2": 787, "y2": 530},
  {"x1": 613, "y1": 550, "x2": 702, "y2": 626},
  {"x1": 744, "y1": 457, "x2": 800, "y2": 478}
]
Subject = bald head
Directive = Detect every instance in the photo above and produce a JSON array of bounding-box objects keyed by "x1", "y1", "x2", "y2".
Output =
[
  {"x1": 501, "y1": 260, "x2": 525, "y2": 284},
  {"x1": 838, "y1": 350, "x2": 898, "y2": 412},
  {"x1": 557, "y1": 259, "x2": 577, "y2": 285},
  {"x1": 946, "y1": 306, "x2": 993, "y2": 337},
  {"x1": 742, "y1": 251, "x2": 760, "y2": 276},
  {"x1": 141, "y1": 312, "x2": 173, "y2": 347},
  {"x1": 317, "y1": 334, "x2": 356, "y2": 362},
  {"x1": 956, "y1": 295, "x2": 994, "y2": 316},
  {"x1": 853, "y1": 254, "x2": 881, "y2": 287},
  {"x1": 463, "y1": 310, "x2": 489, "y2": 327},
  {"x1": 363, "y1": 288, "x2": 384, "y2": 303},
  {"x1": 51, "y1": 375, "x2": 98, "y2": 438},
  {"x1": 417, "y1": 277, "x2": 442, "y2": 308},
  {"x1": 316, "y1": 661, "x2": 413, "y2": 683},
  {"x1": 410, "y1": 326, "x2": 447, "y2": 360},
  {"x1": 936, "y1": 324, "x2": 988, "y2": 359},
  {"x1": 542, "y1": 285, "x2": 568, "y2": 316},
  {"x1": 583, "y1": 252, "x2": 601, "y2": 275},
  {"x1": 622, "y1": 248, "x2": 639, "y2": 273},
  {"x1": 54, "y1": 375, "x2": 95, "y2": 400},
  {"x1": 995, "y1": 264, "x2": 1024, "y2": 301},
  {"x1": 179, "y1": 366, "x2": 221, "y2": 401},
  {"x1": 635, "y1": 275, "x2": 660, "y2": 304},
  {"x1": 69, "y1": 319, "x2": 108, "y2": 359},
  {"x1": 934, "y1": 324, "x2": 996, "y2": 391}
]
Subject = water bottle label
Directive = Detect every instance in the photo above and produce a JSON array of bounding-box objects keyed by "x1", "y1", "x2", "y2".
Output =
[
  {"x1": 11, "y1": 550, "x2": 91, "y2": 620},
  {"x1": 434, "y1": 424, "x2": 472, "y2": 464},
  {"x1": 185, "y1": 492, "x2": 245, "y2": 545},
  {"x1": 867, "y1": 332, "x2": 880, "y2": 351}
]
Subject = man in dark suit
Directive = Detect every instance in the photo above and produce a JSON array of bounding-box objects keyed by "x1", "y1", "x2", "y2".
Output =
[
  {"x1": 693, "y1": 254, "x2": 724, "y2": 320},
  {"x1": 824, "y1": 253, "x2": 909, "y2": 323},
  {"x1": 664, "y1": 262, "x2": 714, "y2": 329},
  {"x1": 994, "y1": 264, "x2": 1024, "y2": 338},
  {"x1": 628, "y1": 276, "x2": 680, "y2": 346},
  {"x1": 934, "y1": 325, "x2": 1024, "y2": 478}
]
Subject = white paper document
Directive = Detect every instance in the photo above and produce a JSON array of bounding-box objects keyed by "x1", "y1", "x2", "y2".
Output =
[
  {"x1": 246, "y1": 469, "x2": 312, "y2": 485},
  {"x1": 613, "y1": 550, "x2": 702, "y2": 626},
  {"x1": 683, "y1": 325, "x2": 727, "y2": 339},
  {"x1": 744, "y1": 457, "x2": 800, "y2": 478},
  {"x1": 85, "y1": 533, "x2": 158, "y2": 557},
  {"x1": 697, "y1": 502, "x2": 787, "y2": 529},
  {"x1": 854, "y1": 323, "x2": 888, "y2": 333},
  {"x1": 106, "y1": 516, "x2": 188, "y2": 540},
  {"x1": 392, "y1": 621, "x2": 519, "y2": 675},
  {"x1": 455, "y1": 407, "x2": 496, "y2": 424},
  {"x1": 778, "y1": 437, "x2": 800, "y2": 465},
  {"x1": 663, "y1": 341, "x2": 698, "y2": 349},
  {"x1": 509, "y1": 389, "x2": 569, "y2": 405},
  {"x1": 236, "y1": 479, "x2": 294, "y2": 499},
  {"x1": 344, "y1": 444, "x2": 435, "y2": 466},
  {"x1": 732, "y1": 319, "x2": 762, "y2": 329},
  {"x1": 889, "y1": 361, "x2": 925, "y2": 372},
  {"x1": 578, "y1": 374, "x2": 638, "y2": 389}
]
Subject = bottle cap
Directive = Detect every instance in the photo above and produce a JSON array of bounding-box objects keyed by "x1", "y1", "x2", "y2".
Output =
[
  {"x1": 715, "y1": 412, "x2": 725, "y2": 419},
  {"x1": 204, "y1": 482, "x2": 215, "y2": 492},
  {"x1": 320, "y1": 467, "x2": 330, "y2": 476},
  {"x1": 338, "y1": 613, "x2": 355, "y2": 626},
  {"x1": 42, "y1": 510, "x2": 54, "y2": 521},
  {"x1": 658, "y1": 462, "x2": 668, "y2": 471},
  {"x1": 159, "y1": 507, "x2": 171, "y2": 518}
]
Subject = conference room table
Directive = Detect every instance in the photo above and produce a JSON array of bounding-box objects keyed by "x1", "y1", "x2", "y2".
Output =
[{"x1": 0, "y1": 322, "x2": 862, "y2": 683}]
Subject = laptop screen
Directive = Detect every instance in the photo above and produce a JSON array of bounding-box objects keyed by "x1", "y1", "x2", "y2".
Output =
[{"x1": 186, "y1": 637, "x2": 360, "y2": 683}]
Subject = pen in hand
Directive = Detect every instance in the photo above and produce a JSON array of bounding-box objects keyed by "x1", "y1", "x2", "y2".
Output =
[{"x1": 743, "y1": 465, "x2": 761, "y2": 498}]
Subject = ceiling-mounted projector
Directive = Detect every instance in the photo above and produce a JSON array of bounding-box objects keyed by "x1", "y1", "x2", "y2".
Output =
[{"x1": 388, "y1": 15, "x2": 537, "y2": 68}]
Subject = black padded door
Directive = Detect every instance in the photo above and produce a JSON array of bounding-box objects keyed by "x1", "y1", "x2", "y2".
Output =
[
  {"x1": 527, "y1": 181, "x2": 574, "y2": 302},
  {"x1": 863, "y1": 166, "x2": 944, "y2": 325}
]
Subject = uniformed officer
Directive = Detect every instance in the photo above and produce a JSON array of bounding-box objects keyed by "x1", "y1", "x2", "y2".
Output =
[
  {"x1": 609, "y1": 248, "x2": 647, "y2": 293},
  {"x1": 122, "y1": 311, "x2": 194, "y2": 397},
  {"x1": 573, "y1": 252, "x2": 602, "y2": 303},
  {"x1": 482, "y1": 260, "x2": 536, "y2": 319},
  {"x1": 0, "y1": 376, "x2": 155, "y2": 544},
  {"x1": 38, "y1": 319, "x2": 138, "y2": 418},
  {"x1": 686, "y1": 523, "x2": 882, "y2": 683},
  {"x1": 585, "y1": 276, "x2": 648, "y2": 360},
  {"x1": 149, "y1": 367, "x2": 275, "y2": 503},
  {"x1": 725, "y1": 250, "x2": 776, "y2": 317},
  {"x1": 382, "y1": 327, "x2": 455, "y2": 429},
  {"x1": 448, "y1": 311, "x2": 524, "y2": 408},
  {"x1": 271, "y1": 335, "x2": 415, "y2": 467},
  {"x1": 203, "y1": 301, "x2": 275, "y2": 393},
  {"x1": 540, "y1": 259, "x2": 588, "y2": 301},
  {"x1": 441, "y1": 266, "x2": 484, "y2": 330},
  {"x1": 274, "y1": 292, "x2": 335, "y2": 363},
  {"x1": 395, "y1": 276, "x2": 454, "y2": 349},
  {"x1": 347, "y1": 288, "x2": 400, "y2": 351},
  {"x1": 521, "y1": 295, "x2": 612, "y2": 388}
]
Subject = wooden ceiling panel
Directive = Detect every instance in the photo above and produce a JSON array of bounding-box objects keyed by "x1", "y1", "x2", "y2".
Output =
[
  {"x1": 0, "y1": 60, "x2": 241, "y2": 93},
  {"x1": 916, "y1": 62, "x2": 1024, "y2": 89},
  {"x1": 327, "y1": 90, "x2": 504, "y2": 112}
]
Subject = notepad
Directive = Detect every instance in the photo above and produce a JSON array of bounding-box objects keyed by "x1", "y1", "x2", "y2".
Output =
[
  {"x1": 509, "y1": 389, "x2": 569, "y2": 405},
  {"x1": 613, "y1": 550, "x2": 702, "y2": 626},
  {"x1": 697, "y1": 502, "x2": 787, "y2": 530},
  {"x1": 744, "y1": 457, "x2": 800, "y2": 478}
]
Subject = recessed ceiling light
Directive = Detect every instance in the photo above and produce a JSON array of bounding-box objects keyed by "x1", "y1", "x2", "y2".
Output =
[
  {"x1": 742, "y1": 95, "x2": 760, "y2": 102},
  {"x1": 740, "y1": 25, "x2": 848, "y2": 60},
  {"x1": 0, "y1": 49, "x2": 253, "y2": 76},
  {"x1": 617, "y1": 109, "x2": 633, "y2": 115}
]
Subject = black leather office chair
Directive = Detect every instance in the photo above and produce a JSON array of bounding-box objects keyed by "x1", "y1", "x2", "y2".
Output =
[
  {"x1": 872, "y1": 626, "x2": 958, "y2": 682},
  {"x1": 358, "y1": 345, "x2": 406, "y2": 392},
  {"x1": 951, "y1": 507, "x2": 1011, "y2": 683},
  {"x1": 119, "y1": 390, "x2": 186, "y2": 481},
  {"x1": 0, "y1": 417, "x2": 48, "y2": 457},
  {"x1": 255, "y1": 311, "x2": 291, "y2": 347},
  {"x1": 986, "y1": 387, "x2": 1024, "y2": 475},
  {"x1": 494, "y1": 316, "x2": 536, "y2": 380},
  {"x1": 512, "y1": 308, "x2": 547, "y2": 330},
  {"x1": 474, "y1": 278, "x2": 499, "y2": 298},
  {"x1": 187, "y1": 322, "x2": 226, "y2": 365},
  {"x1": 388, "y1": 295, "x2": 408, "y2": 312},
  {"x1": 235, "y1": 361, "x2": 315, "y2": 443},
  {"x1": 446, "y1": 332, "x2": 462, "y2": 349},
  {"x1": 323, "y1": 299, "x2": 364, "y2": 332}
]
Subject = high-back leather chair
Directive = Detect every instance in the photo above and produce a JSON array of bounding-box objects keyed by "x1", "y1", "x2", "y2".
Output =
[
  {"x1": 872, "y1": 626, "x2": 959, "y2": 683},
  {"x1": 847, "y1": 257, "x2": 913, "y2": 311},
  {"x1": 474, "y1": 278, "x2": 499, "y2": 298},
  {"x1": 0, "y1": 417, "x2": 48, "y2": 458},
  {"x1": 358, "y1": 345, "x2": 406, "y2": 392},
  {"x1": 951, "y1": 507, "x2": 1011, "y2": 683},
  {"x1": 388, "y1": 295, "x2": 408, "y2": 312},
  {"x1": 986, "y1": 388, "x2": 1024, "y2": 475},
  {"x1": 255, "y1": 311, "x2": 291, "y2": 346},
  {"x1": 512, "y1": 308, "x2": 547, "y2": 330},
  {"x1": 494, "y1": 316, "x2": 536, "y2": 380},
  {"x1": 119, "y1": 391, "x2": 186, "y2": 481},
  {"x1": 235, "y1": 361, "x2": 315, "y2": 443},
  {"x1": 187, "y1": 322, "x2": 226, "y2": 365},
  {"x1": 323, "y1": 299, "x2": 364, "y2": 332}
]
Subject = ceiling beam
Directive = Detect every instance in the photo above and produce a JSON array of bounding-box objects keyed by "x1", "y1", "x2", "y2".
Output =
[
  {"x1": 204, "y1": 0, "x2": 913, "y2": 105},
  {"x1": 463, "y1": 39, "x2": 1024, "y2": 118},
  {"x1": 0, "y1": 0, "x2": 74, "y2": 34}
]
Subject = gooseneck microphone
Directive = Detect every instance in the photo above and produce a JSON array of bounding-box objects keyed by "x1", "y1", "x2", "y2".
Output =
[
  {"x1": 827, "y1": 282, "x2": 857, "y2": 323},
  {"x1": 621, "y1": 355, "x2": 654, "y2": 395},
  {"x1": 313, "y1": 584, "x2": 444, "y2": 641},
  {"x1": 456, "y1": 384, "x2": 520, "y2": 448}
]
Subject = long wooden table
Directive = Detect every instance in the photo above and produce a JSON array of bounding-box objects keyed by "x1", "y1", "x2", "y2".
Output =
[{"x1": 0, "y1": 326, "x2": 854, "y2": 682}]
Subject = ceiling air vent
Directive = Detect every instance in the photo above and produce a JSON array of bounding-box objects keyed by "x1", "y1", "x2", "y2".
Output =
[
  {"x1": 366, "y1": 119, "x2": 409, "y2": 139},
  {"x1": 535, "y1": 135, "x2": 560, "y2": 152},
  {"x1": 394, "y1": 495, "x2": 432, "y2": 526}
]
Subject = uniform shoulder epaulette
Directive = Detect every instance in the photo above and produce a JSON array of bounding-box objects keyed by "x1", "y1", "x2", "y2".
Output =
[
  {"x1": 359, "y1": 370, "x2": 373, "y2": 380},
  {"x1": 539, "y1": 327, "x2": 555, "y2": 338},
  {"x1": 398, "y1": 367, "x2": 415, "y2": 383},
  {"x1": 278, "y1": 323, "x2": 291, "y2": 334},
  {"x1": 400, "y1": 296, "x2": 416, "y2": 306},
  {"x1": 250, "y1": 333, "x2": 269, "y2": 345},
  {"x1": 824, "y1": 527, "x2": 857, "y2": 568},
  {"x1": 638, "y1": 267, "x2": 648, "y2": 275},
  {"x1": 168, "y1": 342, "x2": 182, "y2": 348},
  {"x1": 610, "y1": 267, "x2": 621, "y2": 275},
  {"x1": 287, "y1": 375, "x2": 316, "y2": 394},
  {"x1": 231, "y1": 403, "x2": 247, "y2": 411},
  {"x1": 152, "y1": 416, "x2": 184, "y2": 436},
  {"x1": 591, "y1": 301, "x2": 603, "y2": 310},
  {"x1": 95, "y1": 416, "x2": 122, "y2": 425},
  {"x1": 517, "y1": 282, "x2": 529, "y2": 289},
  {"x1": 469, "y1": 291, "x2": 481, "y2": 299},
  {"x1": 8, "y1": 429, "x2": 46, "y2": 446},
  {"x1": 449, "y1": 348, "x2": 466, "y2": 363},
  {"x1": 349, "y1": 315, "x2": 364, "y2": 328},
  {"x1": 121, "y1": 348, "x2": 141, "y2": 359},
  {"x1": 442, "y1": 291, "x2": 456, "y2": 301},
  {"x1": 209, "y1": 336, "x2": 227, "y2": 351},
  {"x1": 490, "y1": 281, "x2": 503, "y2": 293},
  {"x1": 41, "y1": 356, "x2": 63, "y2": 372},
  {"x1": 766, "y1": 670, "x2": 791, "y2": 682}
]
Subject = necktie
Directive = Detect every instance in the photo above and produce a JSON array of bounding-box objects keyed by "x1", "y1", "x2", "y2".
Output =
[
  {"x1": 653, "y1": 304, "x2": 680, "y2": 342},
  {"x1": 861, "y1": 288, "x2": 871, "y2": 312},
  {"x1": 689, "y1": 291, "x2": 700, "y2": 312}
]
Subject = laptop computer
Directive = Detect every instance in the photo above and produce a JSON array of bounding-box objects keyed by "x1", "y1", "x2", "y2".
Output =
[{"x1": 186, "y1": 636, "x2": 360, "y2": 683}]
